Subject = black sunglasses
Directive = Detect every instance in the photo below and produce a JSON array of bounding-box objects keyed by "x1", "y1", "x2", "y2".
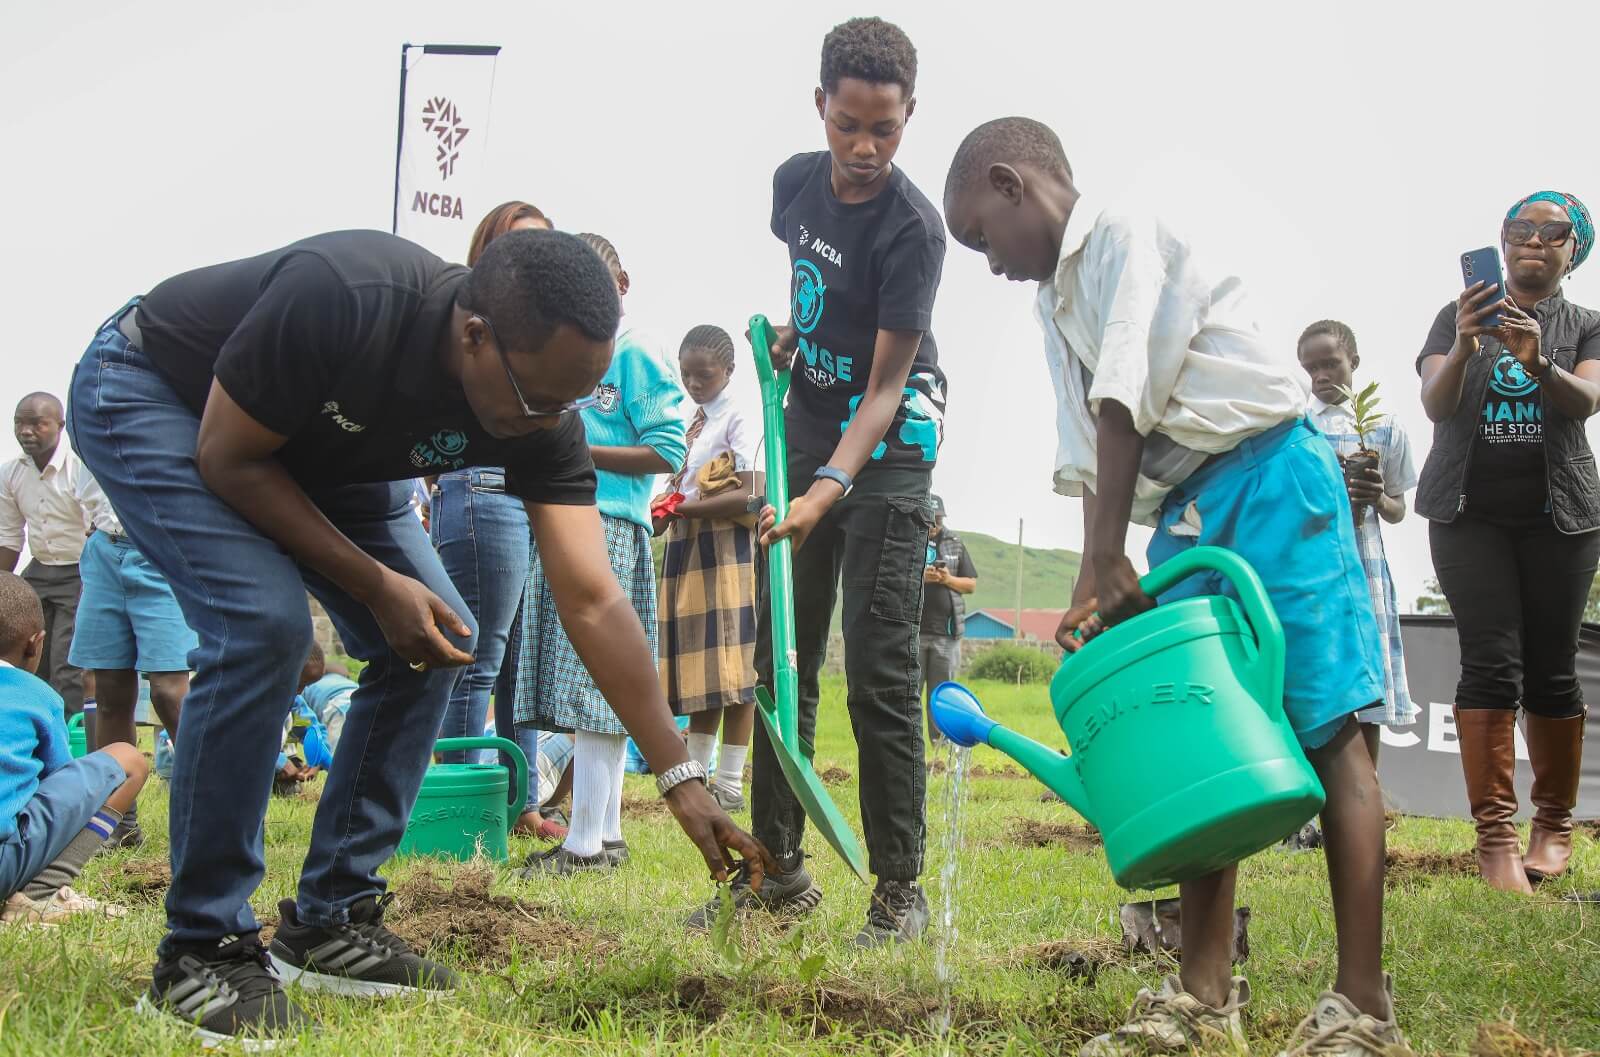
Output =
[
  {"x1": 471, "y1": 314, "x2": 599, "y2": 419},
  {"x1": 1503, "y1": 219, "x2": 1575, "y2": 247}
]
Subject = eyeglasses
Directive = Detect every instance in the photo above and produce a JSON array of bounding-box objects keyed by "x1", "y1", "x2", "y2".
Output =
[
  {"x1": 1503, "y1": 219, "x2": 1575, "y2": 247},
  {"x1": 471, "y1": 313, "x2": 600, "y2": 419}
]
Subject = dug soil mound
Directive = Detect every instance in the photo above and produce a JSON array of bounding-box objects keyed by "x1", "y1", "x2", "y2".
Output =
[
  {"x1": 1384, "y1": 848, "x2": 1477, "y2": 888},
  {"x1": 111, "y1": 858, "x2": 172, "y2": 903},
  {"x1": 1471, "y1": 1020, "x2": 1580, "y2": 1057},
  {"x1": 816, "y1": 765, "x2": 852, "y2": 785},
  {"x1": 1006, "y1": 817, "x2": 1101, "y2": 852},
  {"x1": 620, "y1": 793, "x2": 671, "y2": 820},
  {"x1": 1009, "y1": 936, "x2": 1128, "y2": 980}
]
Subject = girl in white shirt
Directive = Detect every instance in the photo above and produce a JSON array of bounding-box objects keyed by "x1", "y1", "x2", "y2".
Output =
[{"x1": 654, "y1": 326, "x2": 764, "y2": 811}]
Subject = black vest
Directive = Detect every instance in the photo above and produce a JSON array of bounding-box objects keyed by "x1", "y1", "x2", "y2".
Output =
[{"x1": 1415, "y1": 291, "x2": 1600, "y2": 534}]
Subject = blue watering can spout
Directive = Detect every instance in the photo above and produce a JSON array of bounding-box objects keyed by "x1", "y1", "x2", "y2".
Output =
[
  {"x1": 929, "y1": 682, "x2": 996, "y2": 747},
  {"x1": 930, "y1": 682, "x2": 1094, "y2": 822}
]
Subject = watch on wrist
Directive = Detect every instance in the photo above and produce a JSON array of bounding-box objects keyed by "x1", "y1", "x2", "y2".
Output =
[
  {"x1": 814, "y1": 466, "x2": 854, "y2": 497},
  {"x1": 654, "y1": 759, "x2": 708, "y2": 798}
]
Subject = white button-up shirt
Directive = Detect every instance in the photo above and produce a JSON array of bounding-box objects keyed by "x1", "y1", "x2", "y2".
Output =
[
  {"x1": 1036, "y1": 195, "x2": 1306, "y2": 524},
  {"x1": 75, "y1": 473, "x2": 124, "y2": 537},
  {"x1": 677, "y1": 389, "x2": 758, "y2": 502},
  {"x1": 0, "y1": 440, "x2": 92, "y2": 566}
]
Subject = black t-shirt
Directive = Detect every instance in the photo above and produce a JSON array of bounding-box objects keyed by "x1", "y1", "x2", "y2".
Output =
[
  {"x1": 135, "y1": 230, "x2": 595, "y2": 505},
  {"x1": 921, "y1": 528, "x2": 977, "y2": 637},
  {"x1": 770, "y1": 152, "x2": 947, "y2": 469}
]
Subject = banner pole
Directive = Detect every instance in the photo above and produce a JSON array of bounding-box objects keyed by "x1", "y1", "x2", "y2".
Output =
[{"x1": 391, "y1": 42, "x2": 411, "y2": 234}]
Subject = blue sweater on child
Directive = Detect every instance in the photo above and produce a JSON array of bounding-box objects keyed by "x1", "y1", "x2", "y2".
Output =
[
  {"x1": 0, "y1": 664, "x2": 71, "y2": 842},
  {"x1": 580, "y1": 327, "x2": 687, "y2": 529}
]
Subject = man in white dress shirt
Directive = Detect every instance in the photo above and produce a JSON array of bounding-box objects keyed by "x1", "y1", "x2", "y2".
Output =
[{"x1": 0, "y1": 393, "x2": 91, "y2": 715}]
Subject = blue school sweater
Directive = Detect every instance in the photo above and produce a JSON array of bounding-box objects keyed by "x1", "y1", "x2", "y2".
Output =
[
  {"x1": 0, "y1": 665, "x2": 71, "y2": 842},
  {"x1": 580, "y1": 327, "x2": 688, "y2": 529}
]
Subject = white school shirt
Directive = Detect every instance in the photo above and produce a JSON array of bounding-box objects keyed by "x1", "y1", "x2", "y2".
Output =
[
  {"x1": 677, "y1": 389, "x2": 759, "y2": 502},
  {"x1": 1037, "y1": 195, "x2": 1307, "y2": 524},
  {"x1": 0, "y1": 439, "x2": 92, "y2": 565}
]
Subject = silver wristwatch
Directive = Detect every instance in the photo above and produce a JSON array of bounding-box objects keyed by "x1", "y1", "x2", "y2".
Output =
[{"x1": 655, "y1": 759, "x2": 709, "y2": 798}]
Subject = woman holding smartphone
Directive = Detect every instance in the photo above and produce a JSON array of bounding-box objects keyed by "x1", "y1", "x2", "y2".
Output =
[{"x1": 1416, "y1": 191, "x2": 1600, "y2": 894}]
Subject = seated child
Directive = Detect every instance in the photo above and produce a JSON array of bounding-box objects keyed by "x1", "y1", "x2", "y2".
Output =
[
  {"x1": 295, "y1": 642, "x2": 358, "y2": 756},
  {"x1": 1297, "y1": 321, "x2": 1419, "y2": 758},
  {"x1": 272, "y1": 645, "x2": 332, "y2": 796},
  {"x1": 943, "y1": 118, "x2": 1401, "y2": 1056},
  {"x1": 1, "y1": 572, "x2": 149, "y2": 924}
]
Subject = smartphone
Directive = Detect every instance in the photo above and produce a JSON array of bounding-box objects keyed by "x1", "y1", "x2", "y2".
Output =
[
  {"x1": 932, "y1": 559, "x2": 948, "y2": 571},
  {"x1": 1460, "y1": 246, "x2": 1506, "y2": 329}
]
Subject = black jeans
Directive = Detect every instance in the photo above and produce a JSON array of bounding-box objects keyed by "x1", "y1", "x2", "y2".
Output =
[
  {"x1": 1430, "y1": 514, "x2": 1600, "y2": 717},
  {"x1": 752, "y1": 451, "x2": 933, "y2": 882},
  {"x1": 21, "y1": 561, "x2": 84, "y2": 716}
]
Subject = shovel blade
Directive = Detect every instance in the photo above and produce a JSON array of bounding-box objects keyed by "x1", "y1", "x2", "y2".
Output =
[{"x1": 754, "y1": 687, "x2": 871, "y2": 884}]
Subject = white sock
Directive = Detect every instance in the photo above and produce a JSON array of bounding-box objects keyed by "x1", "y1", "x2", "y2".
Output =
[
  {"x1": 716, "y1": 743, "x2": 749, "y2": 792},
  {"x1": 569, "y1": 730, "x2": 625, "y2": 857},
  {"x1": 603, "y1": 749, "x2": 624, "y2": 844},
  {"x1": 687, "y1": 732, "x2": 718, "y2": 770}
]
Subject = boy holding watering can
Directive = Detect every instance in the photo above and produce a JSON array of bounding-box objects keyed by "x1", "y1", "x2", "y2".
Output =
[
  {"x1": 943, "y1": 118, "x2": 1401, "y2": 1057},
  {"x1": 68, "y1": 228, "x2": 770, "y2": 1047},
  {"x1": 690, "y1": 16, "x2": 948, "y2": 947}
]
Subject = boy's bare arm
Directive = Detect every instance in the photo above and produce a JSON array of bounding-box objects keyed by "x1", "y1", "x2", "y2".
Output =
[{"x1": 1084, "y1": 400, "x2": 1155, "y2": 627}]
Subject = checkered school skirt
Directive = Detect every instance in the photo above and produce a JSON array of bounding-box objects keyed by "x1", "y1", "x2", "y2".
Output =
[
  {"x1": 658, "y1": 518, "x2": 758, "y2": 715},
  {"x1": 514, "y1": 514, "x2": 656, "y2": 735}
]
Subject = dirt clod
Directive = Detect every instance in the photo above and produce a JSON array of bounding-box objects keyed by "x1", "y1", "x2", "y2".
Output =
[
  {"x1": 816, "y1": 765, "x2": 852, "y2": 785},
  {"x1": 388, "y1": 864, "x2": 614, "y2": 967},
  {"x1": 113, "y1": 859, "x2": 171, "y2": 903},
  {"x1": 1384, "y1": 848, "x2": 1477, "y2": 888},
  {"x1": 1009, "y1": 817, "x2": 1101, "y2": 851},
  {"x1": 621, "y1": 793, "x2": 671, "y2": 820},
  {"x1": 1012, "y1": 937, "x2": 1125, "y2": 980}
]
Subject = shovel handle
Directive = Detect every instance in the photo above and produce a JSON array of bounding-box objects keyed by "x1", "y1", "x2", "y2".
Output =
[{"x1": 748, "y1": 314, "x2": 800, "y2": 748}]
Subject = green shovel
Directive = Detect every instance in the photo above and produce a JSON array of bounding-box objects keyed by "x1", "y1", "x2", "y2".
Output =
[{"x1": 748, "y1": 313, "x2": 870, "y2": 885}]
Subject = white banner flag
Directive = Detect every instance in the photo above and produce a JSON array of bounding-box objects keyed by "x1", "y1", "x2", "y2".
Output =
[{"x1": 393, "y1": 44, "x2": 500, "y2": 262}]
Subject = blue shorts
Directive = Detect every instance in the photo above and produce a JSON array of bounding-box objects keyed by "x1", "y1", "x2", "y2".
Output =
[
  {"x1": 1147, "y1": 418, "x2": 1384, "y2": 750},
  {"x1": 0, "y1": 752, "x2": 127, "y2": 897},
  {"x1": 68, "y1": 530, "x2": 198, "y2": 672}
]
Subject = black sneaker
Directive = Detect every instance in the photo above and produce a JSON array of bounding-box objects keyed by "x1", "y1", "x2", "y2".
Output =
[
  {"x1": 268, "y1": 896, "x2": 459, "y2": 997},
  {"x1": 516, "y1": 845, "x2": 612, "y2": 877},
  {"x1": 602, "y1": 839, "x2": 629, "y2": 866},
  {"x1": 853, "y1": 880, "x2": 929, "y2": 947},
  {"x1": 106, "y1": 816, "x2": 144, "y2": 850},
  {"x1": 685, "y1": 856, "x2": 823, "y2": 931},
  {"x1": 138, "y1": 933, "x2": 310, "y2": 1049}
]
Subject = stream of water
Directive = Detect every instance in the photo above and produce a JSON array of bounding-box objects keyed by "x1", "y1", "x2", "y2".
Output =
[{"x1": 933, "y1": 739, "x2": 973, "y2": 1052}]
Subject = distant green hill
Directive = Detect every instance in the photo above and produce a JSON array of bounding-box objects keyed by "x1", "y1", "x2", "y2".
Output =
[{"x1": 651, "y1": 526, "x2": 1082, "y2": 628}]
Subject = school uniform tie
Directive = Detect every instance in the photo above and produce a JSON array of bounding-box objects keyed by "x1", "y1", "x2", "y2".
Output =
[{"x1": 667, "y1": 408, "x2": 708, "y2": 493}]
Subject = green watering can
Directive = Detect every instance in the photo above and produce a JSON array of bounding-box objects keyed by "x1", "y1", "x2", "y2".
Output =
[
  {"x1": 748, "y1": 314, "x2": 870, "y2": 884},
  {"x1": 397, "y1": 736, "x2": 529, "y2": 862},
  {"x1": 930, "y1": 546, "x2": 1325, "y2": 890},
  {"x1": 67, "y1": 712, "x2": 87, "y2": 759}
]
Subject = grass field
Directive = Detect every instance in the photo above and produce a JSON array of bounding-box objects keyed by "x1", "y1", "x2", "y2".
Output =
[{"x1": 2, "y1": 677, "x2": 1596, "y2": 1056}]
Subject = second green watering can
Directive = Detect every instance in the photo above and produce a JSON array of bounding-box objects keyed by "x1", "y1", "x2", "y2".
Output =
[
  {"x1": 931, "y1": 546, "x2": 1325, "y2": 890},
  {"x1": 397, "y1": 736, "x2": 529, "y2": 862}
]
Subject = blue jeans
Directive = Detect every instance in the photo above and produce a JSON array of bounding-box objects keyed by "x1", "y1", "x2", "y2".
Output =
[
  {"x1": 429, "y1": 469, "x2": 529, "y2": 767},
  {"x1": 68, "y1": 308, "x2": 477, "y2": 949}
]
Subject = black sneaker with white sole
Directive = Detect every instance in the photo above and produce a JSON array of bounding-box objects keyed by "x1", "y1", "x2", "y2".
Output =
[
  {"x1": 139, "y1": 933, "x2": 310, "y2": 1050},
  {"x1": 268, "y1": 895, "x2": 459, "y2": 997},
  {"x1": 684, "y1": 856, "x2": 823, "y2": 931},
  {"x1": 853, "y1": 879, "x2": 929, "y2": 947}
]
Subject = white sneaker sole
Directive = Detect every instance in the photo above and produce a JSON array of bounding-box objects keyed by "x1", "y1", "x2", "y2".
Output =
[
  {"x1": 134, "y1": 994, "x2": 293, "y2": 1051},
  {"x1": 268, "y1": 954, "x2": 420, "y2": 998}
]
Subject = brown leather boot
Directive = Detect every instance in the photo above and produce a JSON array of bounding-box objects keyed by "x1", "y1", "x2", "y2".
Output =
[
  {"x1": 1454, "y1": 707, "x2": 1534, "y2": 895},
  {"x1": 1523, "y1": 711, "x2": 1586, "y2": 883}
]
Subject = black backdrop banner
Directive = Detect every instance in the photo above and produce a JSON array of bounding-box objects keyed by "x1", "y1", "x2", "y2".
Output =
[{"x1": 1376, "y1": 616, "x2": 1599, "y2": 820}]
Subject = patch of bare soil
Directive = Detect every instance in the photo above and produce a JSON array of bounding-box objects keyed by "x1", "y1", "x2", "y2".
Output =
[
  {"x1": 386, "y1": 864, "x2": 615, "y2": 967},
  {"x1": 113, "y1": 859, "x2": 171, "y2": 903},
  {"x1": 1008, "y1": 817, "x2": 1102, "y2": 852},
  {"x1": 673, "y1": 974, "x2": 1012, "y2": 1038},
  {"x1": 265, "y1": 864, "x2": 615, "y2": 970},
  {"x1": 1471, "y1": 1020, "x2": 1582, "y2": 1057},
  {"x1": 1574, "y1": 819, "x2": 1600, "y2": 839},
  {"x1": 620, "y1": 793, "x2": 671, "y2": 820},
  {"x1": 1384, "y1": 848, "x2": 1477, "y2": 888},
  {"x1": 1009, "y1": 937, "x2": 1128, "y2": 980},
  {"x1": 816, "y1": 765, "x2": 852, "y2": 785}
]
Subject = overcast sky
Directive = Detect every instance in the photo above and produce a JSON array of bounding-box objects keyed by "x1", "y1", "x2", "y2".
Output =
[{"x1": 7, "y1": 1, "x2": 1600, "y2": 611}]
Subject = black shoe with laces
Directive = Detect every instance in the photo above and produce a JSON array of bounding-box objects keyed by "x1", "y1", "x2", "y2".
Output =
[
  {"x1": 684, "y1": 855, "x2": 823, "y2": 931},
  {"x1": 853, "y1": 879, "x2": 929, "y2": 947},
  {"x1": 267, "y1": 895, "x2": 460, "y2": 997},
  {"x1": 138, "y1": 933, "x2": 311, "y2": 1050}
]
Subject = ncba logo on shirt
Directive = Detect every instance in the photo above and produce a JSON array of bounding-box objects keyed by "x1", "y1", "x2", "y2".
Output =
[
  {"x1": 594, "y1": 384, "x2": 621, "y2": 414},
  {"x1": 409, "y1": 429, "x2": 470, "y2": 471},
  {"x1": 791, "y1": 259, "x2": 826, "y2": 334}
]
